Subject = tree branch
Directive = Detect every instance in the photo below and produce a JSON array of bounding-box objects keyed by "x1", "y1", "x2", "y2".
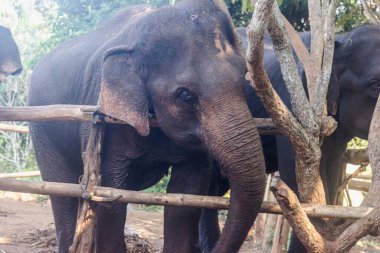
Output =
[
  {"x1": 314, "y1": 0, "x2": 338, "y2": 122},
  {"x1": 308, "y1": 0, "x2": 324, "y2": 104},
  {"x1": 333, "y1": 207, "x2": 380, "y2": 253},
  {"x1": 281, "y1": 13, "x2": 312, "y2": 74},
  {"x1": 360, "y1": 0, "x2": 380, "y2": 24},
  {"x1": 271, "y1": 180, "x2": 326, "y2": 253},
  {"x1": 246, "y1": 0, "x2": 319, "y2": 159},
  {"x1": 268, "y1": 4, "x2": 318, "y2": 136}
]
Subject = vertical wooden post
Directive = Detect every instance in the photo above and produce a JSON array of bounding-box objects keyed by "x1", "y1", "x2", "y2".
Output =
[
  {"x1": 262, "y1": 173, "x2": 280, "y2": 250},
  {"x1": 271, "y1": 216, "x2": 290, "y2": 253},
  {"x1": 69, "y1": 123, "x2": 105, "y2": 253},
  {"x1": 254, "y1": 174, "x2": 272, "y2": 247},
  {"x1": 278, "y1": 218, "x2": 290, "y2": 253}
]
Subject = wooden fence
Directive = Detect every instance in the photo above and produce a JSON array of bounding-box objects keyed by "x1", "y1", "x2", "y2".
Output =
[{"x1": 0, "y1": 104, "x2": 373, "y2": 252}]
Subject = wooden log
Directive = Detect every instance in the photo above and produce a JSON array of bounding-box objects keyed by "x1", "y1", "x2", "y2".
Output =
[
  {"x1": 0, "y1": 170, "x2": 40, "y2": 178},
  {"x1": 0, "y1": 123, "x2": 29, "y2": 133},
  {"x1": 350, "y1": 173, "x2": 372, "y2": 181},
  {"x1": 0, "y1": 105, "x2": 276, "y2": 134},
  {"x1": 348, "y1": 179, "x2": 371, "y2": 192},
  {"x1": 0, "y1": 178, "x2": 376, "y2": 219},
  {"x1": 0, "y1": 105, "x2": 335, "y2": 136}
]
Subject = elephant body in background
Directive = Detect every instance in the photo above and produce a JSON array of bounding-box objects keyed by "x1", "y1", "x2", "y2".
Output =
[
  {"x1": 28, "y1": 2, "x2": 266, "y2": 253},
  {"x1": 0, "y1": 25, "x2": 22, "y2": 81},
  {"x1": 199, "y1": 25, "x2": 380, "y2": 253}
]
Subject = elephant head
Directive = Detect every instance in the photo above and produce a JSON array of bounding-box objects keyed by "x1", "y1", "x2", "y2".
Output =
[
  {"x1": 98, "y1": 2, "x2": 266, "y2": 252},
  {"x1": 327, "y1": 25, "x2": 380, "y2": 140},
  {"x1": 0, "y1": 25, "x2": 22, "y2": 81}
]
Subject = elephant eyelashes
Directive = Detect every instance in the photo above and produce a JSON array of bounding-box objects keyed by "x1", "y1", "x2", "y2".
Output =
[{"x1": 175, "y1": 87, "x2": 198, "y2": 107}]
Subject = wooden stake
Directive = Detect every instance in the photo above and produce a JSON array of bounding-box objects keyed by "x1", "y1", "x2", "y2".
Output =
[{"x1": 69, "y1": 124, "x2": 105, "y2": 253}]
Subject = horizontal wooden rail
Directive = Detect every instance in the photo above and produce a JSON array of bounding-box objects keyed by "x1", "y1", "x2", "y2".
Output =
[
  {"x1": 0, "y1": 170, "x2": 41, "y2": 178},
  {"x1": 0, "y1": 105, "x2": 279, "y2": 135},
  {"x1": 0, "y1": 123, "x2": 29, "y2": 133},
  {"x1": 0, "y1": 178, "x2": 374, "y2": 219},
  {"x1": 348, "y1": 178, "x2": 370, "y2": 192}
]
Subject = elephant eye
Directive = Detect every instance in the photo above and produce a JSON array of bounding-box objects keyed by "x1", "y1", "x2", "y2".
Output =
[
  {"x1": 367, "y1": 80, "x2": 380, "y2": 98},
  {"x1": 369, "y1": 80, "x2": 380, "y2": 89},
  {"x1": 175, "y1": 87, "x2": 198, "y2": 106}
]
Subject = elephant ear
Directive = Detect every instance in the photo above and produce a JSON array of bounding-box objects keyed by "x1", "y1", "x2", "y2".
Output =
[
  {"x1": 327, "y1": 40, "x2": 343, "y2": 116},
  {"x1": 98, "y1": 46, "x2": 150, "y2": 136}
]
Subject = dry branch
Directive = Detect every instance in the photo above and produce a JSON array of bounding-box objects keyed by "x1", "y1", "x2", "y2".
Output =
[
  {"x1": 308, "y1": 0, "x2": 324, "y2": 102},
  {"x1": 0, "y1": 178, "x2": 375, "y2": 219},
  {"x1": 333, "y1": 206, "x2": 380, "y2": 253},
  {"x1": 246, "y1": 0, "x2": 310, "y2": 151},
  {"x1": 281, "y1": 14, "x2": 312, "y2": 80},
  {"x1": 269, "y1": 4, "x2": 318, "y2": 135},
  {"x1": 315, "y1": 0, "x2": 338, "y2": 121},
  {"x1": 271, "y1": 180, "x2": 325, "y2": 253},
  {"x1": 247, "y1": 0, "x2": 326, "y2": 206}
]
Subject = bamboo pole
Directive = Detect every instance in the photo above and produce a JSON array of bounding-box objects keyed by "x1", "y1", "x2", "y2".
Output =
[
  {"x1": 0, "y1": 105, "x2": 338, "y2": 136},
  {"x1": 0, "y1": 178, "x2": 375, "y2": 219}
]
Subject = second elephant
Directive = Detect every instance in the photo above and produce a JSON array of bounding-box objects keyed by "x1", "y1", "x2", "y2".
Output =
[{"x1": 199, "y1": 25, "x2": 380, "y2": 253}]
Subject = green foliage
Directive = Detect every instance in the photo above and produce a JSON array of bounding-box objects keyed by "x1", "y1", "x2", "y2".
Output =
[
  {"x1": 336, "y1": 0, "x2": 368, "y2": 32},
  {"x1": 226, "y1": 0, "x2": 368, "y2": 32},
  {"x1": 144, "y1": 171, "x2": 171, "y2": 194},
  {"x1": 226, "y1": 0, "x2": 253, "y2": 27},
  {"x1": 347, "y1": 137, "x2": 368, "y2": 149}
]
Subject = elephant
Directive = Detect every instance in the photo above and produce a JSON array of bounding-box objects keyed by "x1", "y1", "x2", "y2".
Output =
[
  {"x1": 28, "y1": 2, "x2": 266, "y2": 253},
  {"x1": 198, "y1": 25, "x2": 380, "y2": 253},
  {"x1": 0, "y1": 25, "x2": 22, "y2": 81}
]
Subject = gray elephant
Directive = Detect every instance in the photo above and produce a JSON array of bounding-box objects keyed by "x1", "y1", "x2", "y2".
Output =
[
  {"x1": 0, "y1": 25, "x2": 22, "y2": 81},
  {"x1": 199, "y1": 25, "x2": 380, "y2": 253},
  {"x1": 28, "y1": 2, "x2": 266, "y2": 253}
]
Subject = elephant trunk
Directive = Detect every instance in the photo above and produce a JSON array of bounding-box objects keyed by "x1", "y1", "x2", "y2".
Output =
[{"x1": 202, "y1": 100, "x2": 266, "y2": 253}]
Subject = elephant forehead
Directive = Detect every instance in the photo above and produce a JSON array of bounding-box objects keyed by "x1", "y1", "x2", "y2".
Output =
[{"x1": 347, "y1": 47, "x2": 380, "y2": 76}]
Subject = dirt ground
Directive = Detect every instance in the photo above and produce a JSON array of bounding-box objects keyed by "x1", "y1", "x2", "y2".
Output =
[{"x1": 0, "y1": 194, "x2": 379, "y2": 253}]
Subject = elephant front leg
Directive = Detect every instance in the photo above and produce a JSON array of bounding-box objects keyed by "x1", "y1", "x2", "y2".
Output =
[
  {"x1": 164, "y1": 157, "x2": 212, "y2": 253},
  {"x1": 95, "y1": 158, "x2": 130, "y2": 253},
  {"x1": 199, "y1": 165, "x2": 229, "y2": 253}
]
